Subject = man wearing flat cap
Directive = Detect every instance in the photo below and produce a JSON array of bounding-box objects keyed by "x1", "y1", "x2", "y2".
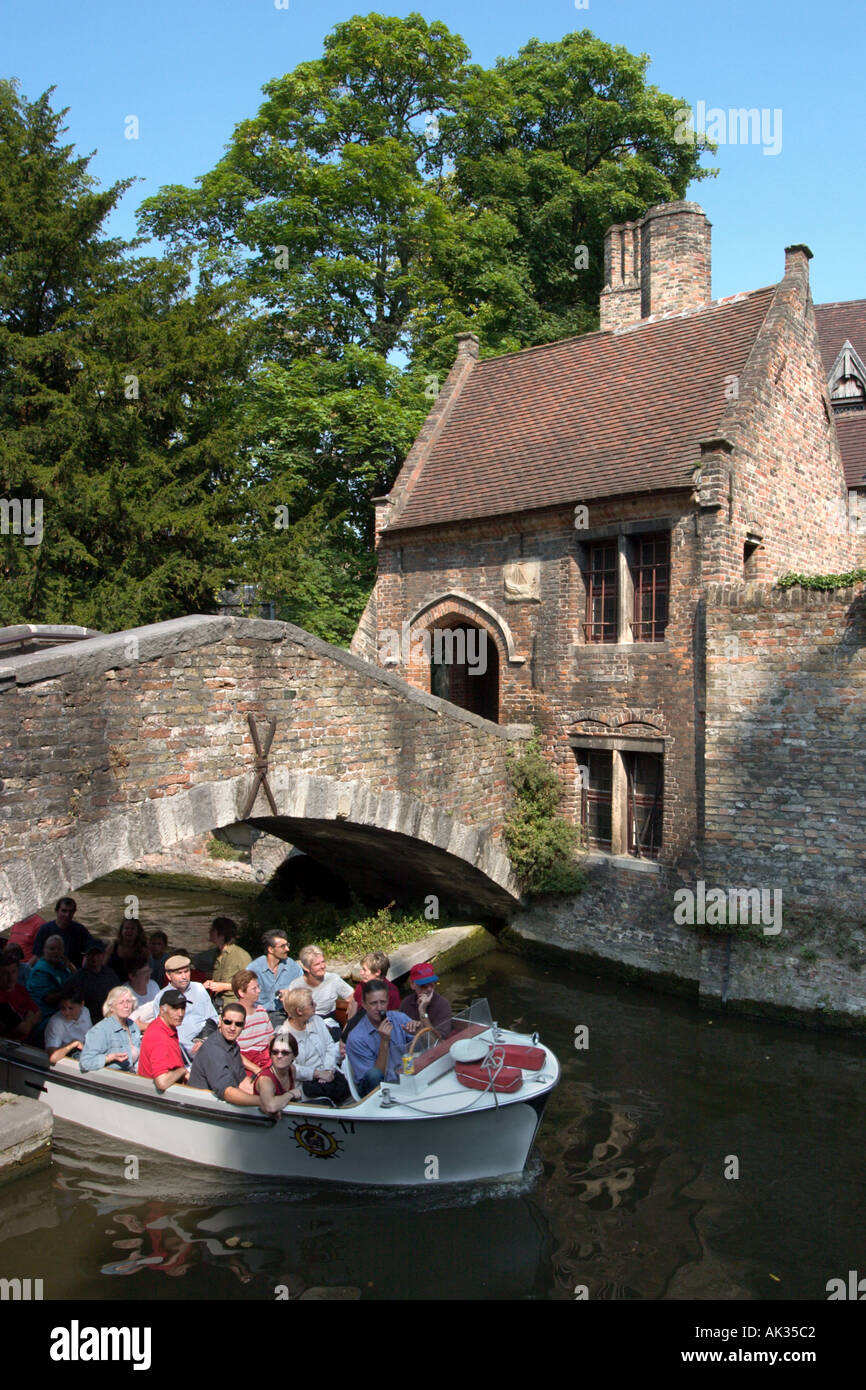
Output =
[
  {"x1": 399, "y1": 963, "x2": 453, "y2": 1040},
  {"x1": 138, "y1": 990, "x2": 191, "y2": 1091},
  {"x1": 154, "y1": 955, "x2": 218, "y2": 1056}
]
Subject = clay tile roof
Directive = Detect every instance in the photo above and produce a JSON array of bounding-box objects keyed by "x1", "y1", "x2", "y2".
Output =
[
  {"x1": 815, "y1": 300, "x2": 866, "y2": 375},
  {"x1": 814, "y1": 301, "x2": 866, "y2": 488},
  {"x1": 834, "y1": 414, "x2": 866, "y2": 489},
  {"x1": 389, "y1": 288, "x2": 776, "y2": 532}
]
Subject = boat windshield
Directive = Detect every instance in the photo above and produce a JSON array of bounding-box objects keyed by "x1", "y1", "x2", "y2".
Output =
[
  {"x1": 452, "y1": 998, "x2": 493, "y2": 1030},
  {"x1": 405, "y1": 998, "x2": 494, "y2": 1058}
]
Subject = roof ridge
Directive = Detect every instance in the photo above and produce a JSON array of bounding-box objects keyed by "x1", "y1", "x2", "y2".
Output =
[
  {"x1": 473, "y1": 285, "x2": 776, "y2": 366},
  {"x1": 612, "y1": 286, "x2": 775, "y2": 335}
]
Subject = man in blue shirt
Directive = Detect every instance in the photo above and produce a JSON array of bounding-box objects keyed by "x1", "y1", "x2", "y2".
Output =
[
  {"x1": 154, "y1": 955, "x2": 218, "y2": 1056},
  {"x1": 248, "y1": 931, "x2": 302, "y2": 1026},
  {"x1": 345, "y1": 980, "x2": 420, "y2": 1097}
]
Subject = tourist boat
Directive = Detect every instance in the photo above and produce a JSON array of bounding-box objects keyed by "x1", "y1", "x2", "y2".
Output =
[{"x1": 0, "y1": 1003, "x2": 559, "y2": 1187}]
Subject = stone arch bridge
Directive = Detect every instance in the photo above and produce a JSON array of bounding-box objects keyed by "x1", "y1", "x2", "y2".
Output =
[{"x1": 0, "y1": 616, "x2": 528, "y2": 932}]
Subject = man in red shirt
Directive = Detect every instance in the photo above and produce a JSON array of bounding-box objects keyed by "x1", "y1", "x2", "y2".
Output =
[{"x1": 138, "y1": 991, "x2": 190, "y2": 1092}]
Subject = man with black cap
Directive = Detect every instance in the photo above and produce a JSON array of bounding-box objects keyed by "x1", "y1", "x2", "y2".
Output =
[
  {"x1": 67, "y1": 940, "x2": 120, "y2": 1024},
  {"x1": 138, "y1": 991, "x2": 191, "y2": 1092},
  {"x1": 400, "y1": 963, "x2": 453, "y2": 1040},
  {"x1": 187, "y1": 1003, "x2": 262, "y2": 1107}
]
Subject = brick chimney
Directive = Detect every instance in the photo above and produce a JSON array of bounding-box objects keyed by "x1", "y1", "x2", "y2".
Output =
[
  {"x1": 784, "y1": 243, "x2": 813, "y2": 278},
  {"x1": 599, "y1": 220, "x2": 642, "y2": 330},
  {"x1": 600, "y1": 200, "x2": 712, "y2": 330}
]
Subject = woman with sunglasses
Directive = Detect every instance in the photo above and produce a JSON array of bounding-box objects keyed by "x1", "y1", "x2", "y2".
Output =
[{"x1": 254, "y1": 1032, "x2": 302, "y2": 1113}]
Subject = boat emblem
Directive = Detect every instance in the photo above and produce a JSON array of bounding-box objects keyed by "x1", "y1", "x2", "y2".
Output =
[{"x1": 291, "y1": 1121, "x2": 344, "y2": 1160}]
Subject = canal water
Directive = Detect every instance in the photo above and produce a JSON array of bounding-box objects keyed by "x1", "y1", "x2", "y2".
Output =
[{"x1": 2, "y1": 878, "x2": 864, "y2": 1301}]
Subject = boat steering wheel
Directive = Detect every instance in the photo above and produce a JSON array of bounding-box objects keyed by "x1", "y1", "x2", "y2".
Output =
[{"x1": 406, "y1": 1024, "x2": 437, "y2": 1058}]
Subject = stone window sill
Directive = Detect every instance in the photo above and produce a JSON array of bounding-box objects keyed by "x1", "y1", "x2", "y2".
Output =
[
  {"x1": 574, "y1": 642, "x2": 670, "y2": 654},
  {"x1": 583, "y1": 852, "x2": 663, "y2": 875}
]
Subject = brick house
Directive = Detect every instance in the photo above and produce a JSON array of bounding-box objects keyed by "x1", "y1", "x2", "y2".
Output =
[{"x1": 353, "y1": 200, "x2": 866, "y2": 884}]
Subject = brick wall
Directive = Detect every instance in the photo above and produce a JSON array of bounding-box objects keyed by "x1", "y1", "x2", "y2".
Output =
[{"x1": 704, "y1": 581, "x2": 866, "y2": 911}]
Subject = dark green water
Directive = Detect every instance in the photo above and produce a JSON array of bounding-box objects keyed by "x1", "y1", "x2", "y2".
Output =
[{"x1": 2, "y1": 878, "x2": 864, "y2": 1301}]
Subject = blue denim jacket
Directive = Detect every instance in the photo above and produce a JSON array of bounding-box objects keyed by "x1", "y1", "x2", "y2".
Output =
[{"x1": 80, "y1": 1015, "x2": 142, "y2": 1073}]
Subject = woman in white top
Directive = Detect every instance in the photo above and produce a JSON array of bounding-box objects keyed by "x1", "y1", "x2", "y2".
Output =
[
  {"x1": 282, "y1": 986, "x2": 349, "y2": 1105},
  {"x1": 295, "y1": 946, "x2": 356, "y2": 1035},
  {"x1": 128, "y1": 958, "x2": 160, "y2": 1028}
]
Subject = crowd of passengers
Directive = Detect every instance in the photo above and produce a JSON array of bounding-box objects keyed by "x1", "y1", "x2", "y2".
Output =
[{"x1": 0, "y1": 897, "x2": 455, "y2": 1110}]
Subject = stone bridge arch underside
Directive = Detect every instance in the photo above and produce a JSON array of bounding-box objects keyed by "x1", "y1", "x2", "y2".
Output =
[{"x1": 0, "y1": 616, "x2": 523, "y2": 930}]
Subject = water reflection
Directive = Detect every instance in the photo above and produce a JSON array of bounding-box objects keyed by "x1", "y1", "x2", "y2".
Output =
[{"x1": 33, "y1": 1120, "x2": 552, "y2": 1301}]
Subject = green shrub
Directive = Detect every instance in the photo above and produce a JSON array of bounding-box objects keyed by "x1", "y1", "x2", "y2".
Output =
[
  {"x1": 238, "y1": 892, "x2": 437, "y2": 960},
  {"x1": 206, "y1": 836, "x2": 244, "y2": 861},
  {"x1": 503, "y1": 735, "x2": 585, "y2": 895}
]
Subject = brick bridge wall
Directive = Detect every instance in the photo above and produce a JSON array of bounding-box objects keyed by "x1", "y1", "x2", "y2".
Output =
[{"x1": 0, "y1": 616, "x2": 525, "y2": 930}]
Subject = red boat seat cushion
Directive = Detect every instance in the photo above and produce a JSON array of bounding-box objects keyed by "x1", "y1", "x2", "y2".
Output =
[
  {"x1": 455, "y1": 1062, "x2": 523, "y2": 1094},
  {"x1": 498, "y1": 1044, "x2": 545, "y2": 1071}
]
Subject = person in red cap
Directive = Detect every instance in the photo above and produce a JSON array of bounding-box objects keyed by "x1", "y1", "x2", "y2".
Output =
[{"x1": 400, "y1": 963, "x2": 452, "y2": 1040}]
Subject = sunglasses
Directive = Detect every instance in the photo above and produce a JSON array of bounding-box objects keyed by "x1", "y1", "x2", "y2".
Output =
[
  {"x1": 271, "y1": 1047, "x2": 292, "y2": 1056},
  {"x1": 222, "y1": 1018, "x2": 243, "y2": 1028}
]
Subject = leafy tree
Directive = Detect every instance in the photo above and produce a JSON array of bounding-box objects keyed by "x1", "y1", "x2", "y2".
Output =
[
  {"x1": 139, "y1": 12, "x2": 470, "y2": 640},
  {"x1": 416, "y1": 29, "x2": 714, "y2": 369},
  {"x1": 238, "y1": 348, "x2": 426, "y2": 643},
  {"x1": 0, "y1": 81, "x2": 252, "y2": 629}
]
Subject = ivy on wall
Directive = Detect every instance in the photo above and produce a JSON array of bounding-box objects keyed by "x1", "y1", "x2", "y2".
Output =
[{"x1": 777, "y1": 569, "x2": 866, "y2": 591}]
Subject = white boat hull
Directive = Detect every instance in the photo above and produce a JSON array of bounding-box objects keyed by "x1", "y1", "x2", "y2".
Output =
[{"x1": 0, "y1": 1030, "x2": 558, "y2": 1188}]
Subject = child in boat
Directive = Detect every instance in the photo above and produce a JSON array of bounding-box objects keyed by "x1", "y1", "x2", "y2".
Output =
[{"x1": 352, "y1": 952, "x2": 401, "y2": 1011}]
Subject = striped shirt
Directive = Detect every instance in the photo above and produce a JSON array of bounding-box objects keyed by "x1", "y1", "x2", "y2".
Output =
[{"x1": 237, "y1": 1005, "x2": 274, "y2": 1068}]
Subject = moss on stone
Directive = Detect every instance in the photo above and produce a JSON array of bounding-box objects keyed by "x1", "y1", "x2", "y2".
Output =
[{"x1": 102, "y1": 868, "x2": 263, "y2": 900}]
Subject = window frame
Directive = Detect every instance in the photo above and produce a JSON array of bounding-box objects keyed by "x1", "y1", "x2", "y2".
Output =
[
  {"x1": 624, "y1": 750, "x2": 664, "y2": 860},
  {"x1": 579, "y1": 527, "x2": 671, "y2": 645},
  {"x1": 573, "y1": 740, "x2": 665, "y2": 860},
  {"x1": 630, "y1": 535, "x2": 670, "y2": 643},
  {"x1": 584, "y1": 541, "x2": 619, "y2": 644}
]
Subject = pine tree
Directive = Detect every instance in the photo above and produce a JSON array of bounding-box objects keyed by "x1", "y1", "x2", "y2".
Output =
[{"x1": 0, "y1": 81, "x2": 252, "y2": 629}]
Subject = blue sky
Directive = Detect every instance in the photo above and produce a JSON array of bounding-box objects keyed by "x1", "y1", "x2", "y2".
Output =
[{"x1": 4, "y1": 0, "x2": 864, "y2": 305}]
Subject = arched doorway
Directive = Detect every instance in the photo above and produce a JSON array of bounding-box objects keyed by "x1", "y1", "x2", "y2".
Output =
[{"x1": 429, "y1": 619, "x2": 499, "y2": 723}]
